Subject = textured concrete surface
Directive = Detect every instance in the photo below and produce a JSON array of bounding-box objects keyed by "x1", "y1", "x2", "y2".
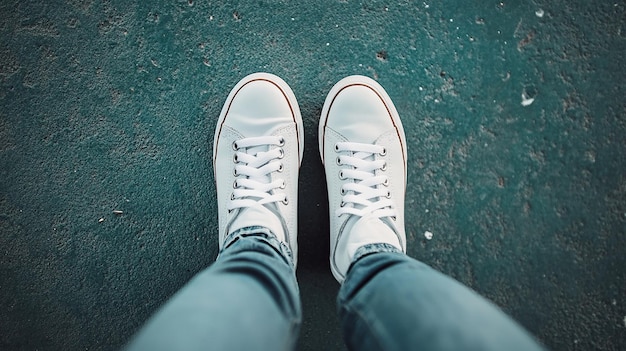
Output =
[{"x1": 0, "y1": 1, "x2": 625, "y2": 350}]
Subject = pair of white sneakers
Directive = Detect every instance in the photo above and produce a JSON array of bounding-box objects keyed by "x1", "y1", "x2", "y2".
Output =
[{"x1": 213, "y1": 73, "x2": 407, "y2": 283}]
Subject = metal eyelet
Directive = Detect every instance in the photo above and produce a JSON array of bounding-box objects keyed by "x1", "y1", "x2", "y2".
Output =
[
  {"x1": 278, "y1": 137, "x2": 285, "y2": 147},
  {"x1": 334, "y1": 143, "x2": 339, "y2": 152},
  {"x1": 280, "y1": 180, "x2": 286, "y2": 189},
  {"x1": 340, "y1": 188, "x2": 346, "y2": 195},
  {"x1": 383, "y1": 178, "x2": 389, "y2": 186},
  {"x1": 391, "y1": 216, "x2": 397, "y2": 221},
  {"x1": 340, "y1": 201, "x2": 345, "y2": 207},
  {"x1": 339, "y1": 170, "x2": 346, "y2": 180},
  {"x1": 233, "y1": 168, "x2": 238, "y2": 176},
  {"x1": 232, "y1": 141, "x2": 239, "y2": 151},
  {"x1": 386, "y1": 190, "x2": 391, "y2": 198},
  {"x1": 381, "y1": 162, "x2": 387, "y2": 171},
  {"x1": 278, "y1": 148, "x2": 285, "y2": 159},
  {"x1": 230, "y1": 193, "x2": 236, "y2": 200},
  {"x1": 282, "y1": 197, "x2": 289, "y2": 205},
  {"x1": 233, "y1": 154, "x2": 239, "y2": 163},
  {"x1": 278, "y1": 163, "x2": 284, "y2": 172},
  {"x1": 233, "y1": 180, "x2": 238, "y2": 188},
  {"x1": 379, "y1": 147, "x2": 387, "y2": 156},
  {"x1": 336, "y1": 157, "x2": 342, "y2": 166}
]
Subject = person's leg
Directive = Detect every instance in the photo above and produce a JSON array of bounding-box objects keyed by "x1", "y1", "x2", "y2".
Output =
[
  {"x1": 338, "y1": 248, "x2": 545, "y2": 351},
  {"x1": 126, "y1": 72, "x2": 304, "y2": 350},
  {"x1": 125, "y1": 227, "x2": 301, "y2": 351},
  {"x1": 319, "y1": 76, "x2": 545, "y2": 351}
]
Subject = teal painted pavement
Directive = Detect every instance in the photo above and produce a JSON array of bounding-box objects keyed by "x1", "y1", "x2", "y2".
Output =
[{"x1": 0, "y1": 1, "x2": 624, "y2": 350}]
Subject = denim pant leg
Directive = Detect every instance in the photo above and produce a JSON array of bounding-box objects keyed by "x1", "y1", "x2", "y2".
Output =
[
  {"x1": 338, "y1": 244, "x2": 546, "y2": 351},
  {"x1": 125, "y1": 227, "x2": 301, "y2": 351}
]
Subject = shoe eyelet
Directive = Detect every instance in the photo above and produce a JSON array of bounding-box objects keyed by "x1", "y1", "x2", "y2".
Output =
[
  {"x1": 340, "y1": 201, "x2": 345, "y2": 207},
  {"x1": 232, "y1": 141, "x2": 239, "y2": 151},
  {"x1": 233, "y1": 154, "x2": 239, "y2": 163},
  {"x1": 379, "y1": 147, "x2": 387, "y2": 156},
  {"x1": 381, "y1": 162, "x2": 387, "y2": 171},
  {"x1": 278, "y1": 148, "x2": 284, "y2": 159},
  {"x1": 233, "y1": 180, "x2": 238, "y2": 188},
  {"x1": 228, "y1": 208, "x2": 233, "y2": 213},
  {"x1": 334, "y1": 143, "x2": 339, "y2": 152},
  {"x1": 278, "y1": 137, "x2": 285, "y2": 147},
  {"x1": 383, "y1": 178, "x2": 389, "y2": 186},
  {"x1": 233, "y1": 168, "x2": 238, "y2": 176},
  {"x1": 386, "y1": 190, "x2": 391, "y2": 199},
  {"x1": 391, "y1": 216, "x2": 396, "y2": 221},
  {"x1": 280, "y1": 180, "x2": 286, "y2": 189},
  {"x1": 278, "y1": 163, "x2": 284, "y2": 172},
  {"x1": 340, "y1": 188, "x2": 346, "y2": 195},
  {"x1": 282, "y1": 196, "x2": 289, "y2": 205},
  {"x1": 336, "y1": 157, "x2": 342, "y2": 166},
  {"x1": 230, "y1": 193, "x2": 235, "y2": 200},
  {"x1": 339, "y1": 170, "x2": 346, "y2": 180}
]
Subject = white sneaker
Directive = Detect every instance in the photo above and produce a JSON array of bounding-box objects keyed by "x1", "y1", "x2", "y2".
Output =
[
  {"x1": 319, "y1": 76, "x2": 407, "y2": 283},
  {"x1": 213, "y1": 73, "x2": 303, "y2": 266}
]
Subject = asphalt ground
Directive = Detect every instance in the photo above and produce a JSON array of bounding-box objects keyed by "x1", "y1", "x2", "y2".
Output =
[{"x1": 0, "y1": 1, "x2": 625, "y2": 350}]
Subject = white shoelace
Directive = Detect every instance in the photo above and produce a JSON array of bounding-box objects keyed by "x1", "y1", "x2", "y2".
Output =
[
  {"x1": 335, "y1": 141, "x2": 396, "y2": 219},
  {"x1": 229, "y1": 136, "x2": 287, "y2": 212}
]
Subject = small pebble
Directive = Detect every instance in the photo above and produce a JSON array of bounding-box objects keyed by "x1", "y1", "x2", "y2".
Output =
[
  {"x1": 535, "y1": 9, "x2": 545, "y2": 18},
  {"x1": 521, "y1": 92, "x2": 535, "y2": 106},
  {"x1": 424, "y1": 231, "x2": 433, "y2": 240}
]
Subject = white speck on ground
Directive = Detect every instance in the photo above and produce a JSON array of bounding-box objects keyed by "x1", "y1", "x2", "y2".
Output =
[
  {"x1": 521, "y1": 92, "x2": 535, "y2": 106},
  {"x1": 536, "y1": 9, "x2": 545, "y2": 18},
  {"x1": 98, "y1": 218, "x2": 105, "y2": 223},
  {"x1": 424, "y1": 231, "x2": 433, "y2": 240}
]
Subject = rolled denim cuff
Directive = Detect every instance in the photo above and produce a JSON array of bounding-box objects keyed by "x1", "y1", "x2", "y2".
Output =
[
  {"x1": 220, "y1": 226, "x2": 294, "y2": 266},
  {"x1": 352, "y1": 243, "x2": 403, "y2": 264}
]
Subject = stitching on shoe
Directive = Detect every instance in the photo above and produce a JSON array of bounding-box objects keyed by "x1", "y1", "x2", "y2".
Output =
[
  {"x1": 322, "y1": 82, "x2": 405, "y2": 171},
  {"x1": 214, "y1": 77, "x2": 300, "y2": 171}
]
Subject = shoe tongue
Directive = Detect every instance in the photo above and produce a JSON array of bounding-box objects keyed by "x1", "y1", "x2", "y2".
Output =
[
  {"x1": 345, "y1": 214, "x2": 401, "y2": 261},
  {"x1": 345, "y1": 150, "x2": 376, "y2": 213},
  {"x1": 248, "y1": 145, "x2": 266, "y2": 155},
  {"x1": 247, "y1": 145, "x2": 272, "y2": 184},
  {"x1": 229, "y1": 204, "x2": 285, "y2": 242}
]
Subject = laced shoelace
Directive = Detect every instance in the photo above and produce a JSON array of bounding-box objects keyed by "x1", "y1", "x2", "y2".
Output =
[
  {"x1": 335, "y1": 141, "x2": 396, "y2": 219},
  {"x1": 229, "y1": 136, "x2": 287, "y2": 212}
]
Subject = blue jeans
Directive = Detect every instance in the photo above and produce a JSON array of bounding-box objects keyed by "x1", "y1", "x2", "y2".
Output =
[{"x1": 125, "y1": 228, "x2": 545, "y2": 351}]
